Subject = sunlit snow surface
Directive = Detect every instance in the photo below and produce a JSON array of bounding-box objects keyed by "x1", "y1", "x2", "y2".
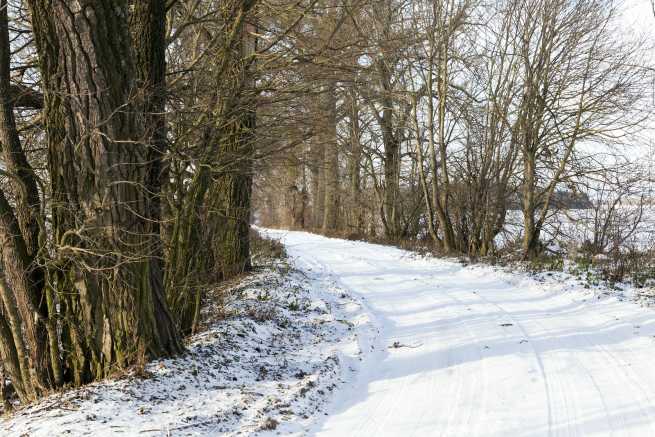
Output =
[{"x1": 266, "y1": 229, "x2": 655, "y2": 437}]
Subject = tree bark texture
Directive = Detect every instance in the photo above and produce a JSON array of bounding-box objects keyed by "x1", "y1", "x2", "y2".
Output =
[
  {"x1": 322, "y1": 81, "x2": 339, "y2": 232},
  {"x1": 28, "y1": 0, "x2": 182, "y2": 387}
]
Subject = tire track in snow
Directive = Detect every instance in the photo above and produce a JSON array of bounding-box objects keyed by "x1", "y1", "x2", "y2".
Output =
[
  {"x1": 293, "y1": 249, "x2": 399, "y2": 437},
  {"x1": 429, "y1": 287, "x2": 486, "y2": 437},
  {"x1": 354, "y1": 253, "x2": 487, "y2": 437},
  {"x1": 468, "y1": 282, "x2": 654, "y2": 436},
  {"x1": 340, "y1": 252, "x2": 469, "y2": 437},
  {"x1": 264, "y1": 230, "x2": 655, "y2": 436},
  {"x1": 436, "y1": 279, "x2": 556, "y2": 436},
  {"x1": 470, "y1": 285, "x2": 606, "y2": 437},
  {"x1": 573, "y1": 310, "x2": 655, "y2": 434}
]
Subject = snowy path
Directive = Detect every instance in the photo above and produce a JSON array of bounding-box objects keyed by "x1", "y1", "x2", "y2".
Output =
[{"x1": 265, "y1": 229, "x2": 655, "y2": 437}]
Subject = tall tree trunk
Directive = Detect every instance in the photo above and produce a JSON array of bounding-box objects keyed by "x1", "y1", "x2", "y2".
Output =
[
  {"x1": 0, "y1": 0, "x2": 53, "y2": 400},
  {"x1": 0, "y1": 4, "x2": 40, "y2": 258},
  {"x1": 209, "y1": 19, "x2": 256, "y2": 278},
  {"x1": 412, "y1": 96, "x2": 441, "y2": 248},
  {"x1": 322, "y1": 82, "x2": 339, "y2": 232},
  {"x1": 310, "y1": 136, "x2": 325, "y2": 228},
  {"x1": 376, "y1": 61, "x2": 401, "y2": 240},
  {"x1": 522, "y1": 148, "x2": 540, "y2": 260},
  {"x1": 348, "y1": 91, "x2": 363, "y2": 233},
  {"x1": 433, "y1": 38, "x2": 456, "y2": 253},
  {"x1": 130, "y1": 0, "x2": 181, "y2": 356},
  {"x1": 381, "y1": 104, "x2": 400, "y2": 239},
  {"x1": 28, "y1": 0, "x2": 182, "y2": 385}
]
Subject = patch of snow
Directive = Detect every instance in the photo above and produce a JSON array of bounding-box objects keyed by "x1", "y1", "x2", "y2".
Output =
[{"x1": 1, "y1": 261, "x2": 373, "y2": 436}]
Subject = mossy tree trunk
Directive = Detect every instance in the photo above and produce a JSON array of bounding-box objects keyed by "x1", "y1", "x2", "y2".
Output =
[
  {"x1": 165, "y1": 1, "x2": 257, "y2": 333},
  {"x1": 28, "y1": 0, "x2": 181, "y2": 388},
  {"x1": 208, "y1": 16, "x2": 256, "y2": 278},
  {"x1": 129, "y1": 0, "x2": 181, "y2": 352}
]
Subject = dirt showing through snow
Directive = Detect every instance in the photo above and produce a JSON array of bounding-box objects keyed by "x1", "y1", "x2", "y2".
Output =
[{"x1": 1, "y1": 257, "x2": 372, "y2": 436}]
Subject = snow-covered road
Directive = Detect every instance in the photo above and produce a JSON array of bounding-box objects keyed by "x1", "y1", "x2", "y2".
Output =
[{"x1": 266, "y1": 229, "x2": 655, "y2": 437}]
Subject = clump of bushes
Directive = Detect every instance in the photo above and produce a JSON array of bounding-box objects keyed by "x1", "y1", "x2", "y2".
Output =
[{"x1": 249, "y1": 229, "x2": 287, "y2": 265}]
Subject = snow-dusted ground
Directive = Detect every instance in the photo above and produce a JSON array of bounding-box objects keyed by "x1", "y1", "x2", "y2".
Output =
[
  {"x1": 263, "y1": 229, "x2": 655, "y2": 436},
  {"x1": 6, "y1": 230, "x2": 655, "y2": 436},
  {"x1": 0, "y1": 260, "x2": 373, "y2": 436}
]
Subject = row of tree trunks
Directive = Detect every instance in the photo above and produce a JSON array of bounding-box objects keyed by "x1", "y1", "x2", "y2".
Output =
[{"x1": 0, "y1": 0, "x2": 259, "y2": 405}]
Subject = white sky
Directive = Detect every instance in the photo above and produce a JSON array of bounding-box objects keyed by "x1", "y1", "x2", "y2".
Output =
[
  {"x1": 590, "y1": 1, "x2": 655, "y2": 161},
  {"x1": 622, "y1": 0, "x2": 655, "y2": 35}
]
